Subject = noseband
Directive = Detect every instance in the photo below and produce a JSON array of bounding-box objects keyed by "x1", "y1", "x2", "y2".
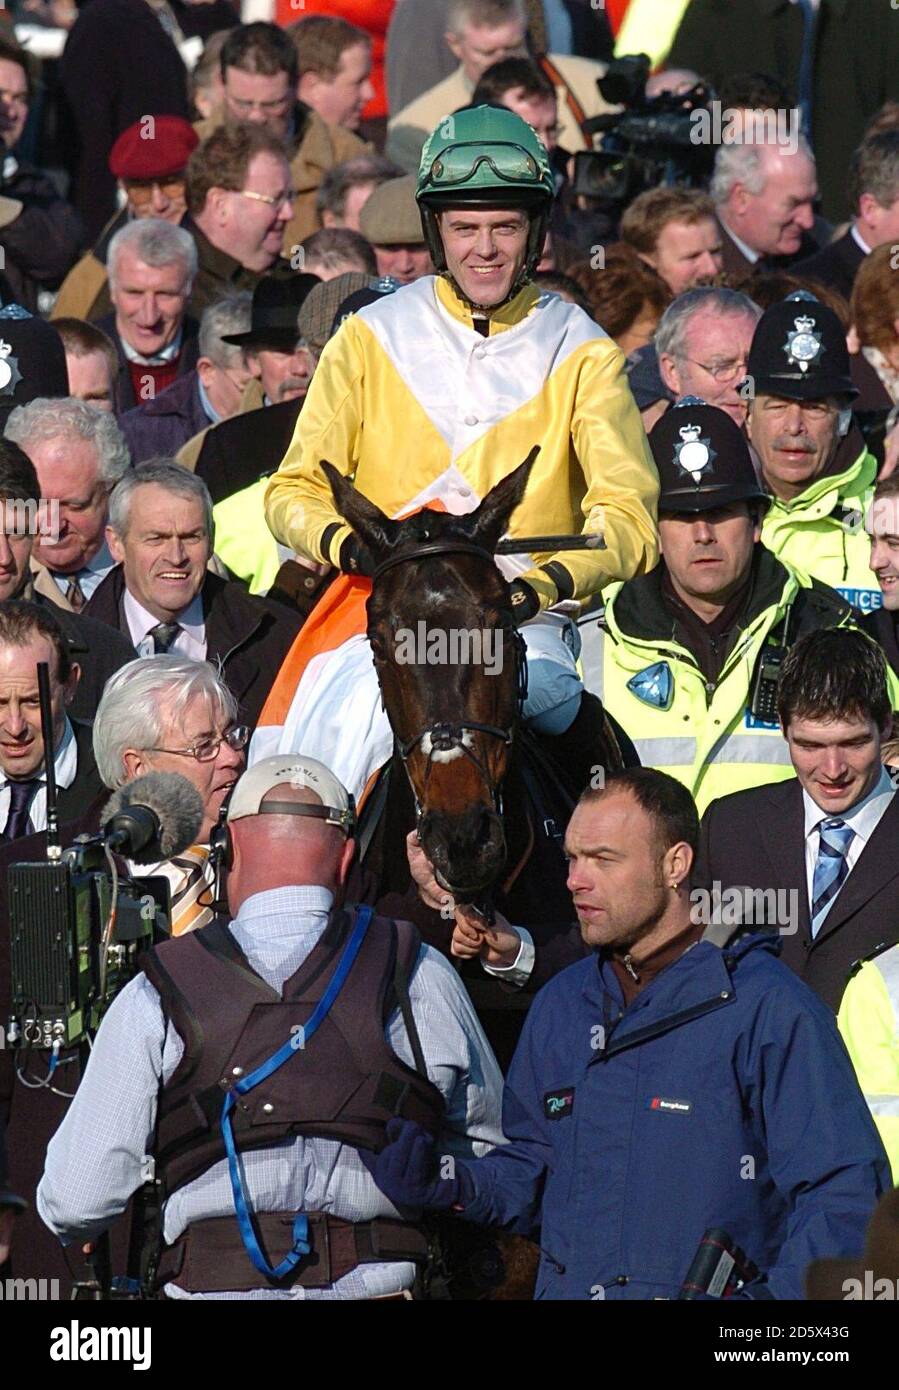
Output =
[{"x1": 370, "y1": 538, "x2": 528, "y2": 816}]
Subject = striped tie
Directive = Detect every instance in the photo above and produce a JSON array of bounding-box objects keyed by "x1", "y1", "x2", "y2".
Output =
[
  {"x1": 170, "y1": 844, "x2": 213, "y2": 936},
  {"x1": 64, "y1": 575, "x2": 85, "y2": 612},
  {"x1": 810, "y1": 819, "x2": 854, "y2": 939}
]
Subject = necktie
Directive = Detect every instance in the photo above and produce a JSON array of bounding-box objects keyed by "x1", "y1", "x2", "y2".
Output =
[
  {"x1": 170, "y1": 845, "x2": 213, "y2": 936},
  {"x1": 3, "y1": 778, "x2": 38, "y2": 841},
  {"x1": 811, "y1": 819, "x2": 855, "y2": 938},
  {"x1": 64, "y1": 575, "x2": 85, "y2": 612},
  {"x1": 149, "y1": 621, "x2": 180, "y2": 654}
]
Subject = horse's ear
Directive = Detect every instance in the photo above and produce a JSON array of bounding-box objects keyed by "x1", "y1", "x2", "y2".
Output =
[
  {"x1": 321, "y1": 460, "x2": 398, "y2": 556},
  {"x1": 468, "y1": 447, "x2": 539, "y2": 551}
]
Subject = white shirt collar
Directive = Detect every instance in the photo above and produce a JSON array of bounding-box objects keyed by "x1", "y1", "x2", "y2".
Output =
[
  {"x1": 123, "y1": 587, "x2": 205, "y2": 646},
  {"x1": 236, "y1": 885, "x2": 335, "y2": 927},
  {"x1": 118, "y1": 327, "x2": 183, "y2": 366},
  {"x1": 718, "y1": 216, "x2": 760, "y2": 266},
  {"x1": 851, "y1": 223, "x2": 872, "y2": 256},
  {"x1": 49, "y1": 540, "x2": 116, "y2": 599},
  {"x1": 803, "y1": 765, "x2": 895, "y2": 845},
  {"x1": 0, "y1": 715, "x2": 78, "y2": 793}
]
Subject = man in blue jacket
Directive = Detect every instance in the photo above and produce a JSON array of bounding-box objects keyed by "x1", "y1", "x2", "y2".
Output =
[{"x1": 363, "y1": 768, "x2": 890, "y2": 1300}]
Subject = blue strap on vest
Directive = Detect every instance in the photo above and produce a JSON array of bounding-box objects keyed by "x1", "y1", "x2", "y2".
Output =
[{"x1": 220, "y1": 904, "x2": 374, "y2": 1282}]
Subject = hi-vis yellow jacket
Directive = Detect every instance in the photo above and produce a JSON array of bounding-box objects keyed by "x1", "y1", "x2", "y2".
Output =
[
  {"x1": 838, "y1": 941, "x2": 899, "y2": 1184},
  {"x1": 760, "y1": 433, "x2": 881, "y2": 616},
  {"x1": 265, "y1": 275, "x2": 660, "y2": 610},
  {"x1": 580, "y1": 548, "x2": 855, "y2": 815}
]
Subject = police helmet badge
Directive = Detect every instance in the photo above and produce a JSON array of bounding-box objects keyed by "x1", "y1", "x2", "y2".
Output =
[
  {"x1": 673, "y1": 423, "x2": 716, "y2": 484},
  {"x1": 783, "y1": 314, "x2": 824, "y2": 373},
  {"x1": 626, "y1": 661, "x2": 673, "y2": 710},
  {"x1": 0, "y1": 339, "x2": 22, "y2": 396}
]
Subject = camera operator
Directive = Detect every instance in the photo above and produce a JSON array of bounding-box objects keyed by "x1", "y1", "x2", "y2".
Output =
[
  {"x1": 37, "y1": 756, "x2": 503, "y2": 1300},
  {"x1": 0, "y1": 655, "x2": 244, "y2": 1291}
]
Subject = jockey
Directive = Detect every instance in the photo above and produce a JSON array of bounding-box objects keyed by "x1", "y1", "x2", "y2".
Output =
[{"x1": 260, "y1": 105, "x2": 659, "y2": 796}]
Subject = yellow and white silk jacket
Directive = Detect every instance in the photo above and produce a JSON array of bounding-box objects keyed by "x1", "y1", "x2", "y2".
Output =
[{"x1": 265, "y1": 275, "x2": 660, "y2": 612}]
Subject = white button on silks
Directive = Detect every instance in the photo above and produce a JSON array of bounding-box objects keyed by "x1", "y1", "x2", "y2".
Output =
[{"x1": 464, "y1": 414, "x2": 478, "y2": 426}]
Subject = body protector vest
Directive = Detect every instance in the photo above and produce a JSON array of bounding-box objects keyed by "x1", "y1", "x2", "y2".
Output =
[{"x1": 140, "y1": 907, "x2": 445, "y2": 1200}]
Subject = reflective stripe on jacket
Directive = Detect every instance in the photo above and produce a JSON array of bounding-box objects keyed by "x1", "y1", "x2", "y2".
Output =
[
  {"x1": 580, "y1": 548, "x2": 854, "y2": 814},
  {"x1": 760, "y1": 433, "x2": 881, "y2": 615},
  {"x1": 838, "y1": 941, "x2": 899, "y2": 1184}
]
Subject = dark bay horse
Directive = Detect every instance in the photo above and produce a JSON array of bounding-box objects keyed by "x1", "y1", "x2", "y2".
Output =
[{"x1": 323, "y1": 456, "x2": 628, "y2": 1067}]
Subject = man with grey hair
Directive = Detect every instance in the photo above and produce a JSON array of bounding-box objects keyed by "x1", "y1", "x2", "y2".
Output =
[
  {"x1": 386, "y1": 0, "x2": 612, "y2": 172},
  {"x1": 5, "y1": 398, "x2": 131, "y2": 613},
  {"x1": 710, "y1": 140, "x2": 821, "y2": 277},
  {"x1": 84, "y1": 461, "x2": 303, "y2": 729},
  {"x1": 798, "y1": 132, "x2": 899, "y2": 301},
  {"x1": 657, "y1": 288, "x2": 763, "y2": 428},
  {"x1": 96, "y1": 217, "x2": 201, "y2": 414},
  {"x1": 316, "y1": 154, "x2": 404, "y2": 232},
  {"x1": 118, "y1": 293, "x2": 255, "y2": 464}
]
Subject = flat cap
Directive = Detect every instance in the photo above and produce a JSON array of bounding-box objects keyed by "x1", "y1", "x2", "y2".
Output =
[
  {"x1": 297, "y1": 272, "x2": 372, "y2": 354},
  {"x1": 359, "y1": 174, "x2": 424, "y2": 247},
  {"x1": 109, "y1": 115, "x2": 199, "y2": 181}
]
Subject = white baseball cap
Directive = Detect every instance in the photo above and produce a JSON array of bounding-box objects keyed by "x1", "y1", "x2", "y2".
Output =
[{"x1": 226, "y1": 755, "x2": 355, "y2": 832}]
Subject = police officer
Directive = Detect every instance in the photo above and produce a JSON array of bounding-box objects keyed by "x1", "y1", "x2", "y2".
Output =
[
  {"x1": 580, "y1": 400, "x2": 855, "y2": 814},
  {"x1": 746, "y1": 291, "x2": 881, "y2": 613},
  {"x1": 839, "y1": 938, "x2": 899, "y2": 1184}
]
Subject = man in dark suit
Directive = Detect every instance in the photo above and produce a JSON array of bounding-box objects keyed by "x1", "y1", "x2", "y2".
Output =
[
  {"x1": 0, "y1": 36, "x2": 83, "y2": 315},
  {"x1": 711, "y1": 139, "x2": 820, "y2": 278},
  {"x1": 84, "y1": 460, "x2": 303, "y2": 729},
  {"x1": 97, "y1": 217, "x2": 200, "y2": 415},
  {"x1": 0, "y1": 600, "x2": 104, "y2": 839},
  {"x1": 694, "y1": 629, "x2": 899, "y2": 1013},
  {"x1": 668, "y1": 0, "x2": 899, "y2": 223},
  {"x1": 798, "y1": 132, "x2": 899, "y2": 302},
  {"x1": 57, "y1": 0, "x2": 234, "y2": 243},
  {"x1": 0, "y1": 438, "x2": 136, "y2": 722}
]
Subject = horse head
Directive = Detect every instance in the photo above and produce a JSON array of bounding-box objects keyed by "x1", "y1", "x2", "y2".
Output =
[{"x1": 323, "y1": 453, "x2": 536, "y2": 899}]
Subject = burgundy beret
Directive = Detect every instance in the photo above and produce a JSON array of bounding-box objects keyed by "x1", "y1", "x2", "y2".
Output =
[{"x1": 109, "y1": 115, "x2": 199, "y2": 181}]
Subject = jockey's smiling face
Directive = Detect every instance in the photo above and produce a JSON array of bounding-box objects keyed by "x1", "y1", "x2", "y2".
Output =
[{"x1": 438, "y1": 207, "x2": 530, "y2": 308}]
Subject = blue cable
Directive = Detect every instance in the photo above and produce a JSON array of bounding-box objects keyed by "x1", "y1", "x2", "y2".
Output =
[{"x1": 220, "y1": 905, "x2": 373, "y2": 1282}]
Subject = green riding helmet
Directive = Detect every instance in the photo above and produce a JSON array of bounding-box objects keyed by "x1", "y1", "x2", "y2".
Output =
[{"x1": 415, "y1": 105, "x2": 556, "y2": 288}]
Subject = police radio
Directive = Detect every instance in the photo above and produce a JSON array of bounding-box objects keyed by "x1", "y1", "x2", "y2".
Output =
[{"x1": 749, "y1": 602, "x2": 794, "y2": 724}]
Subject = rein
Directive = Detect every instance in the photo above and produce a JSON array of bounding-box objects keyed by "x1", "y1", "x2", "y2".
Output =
[{"x1": 369, "y1": 539, "x2": 528, "y2": 817}]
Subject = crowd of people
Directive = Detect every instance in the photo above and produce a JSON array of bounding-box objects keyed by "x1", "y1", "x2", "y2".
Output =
[{"x1": 0, "y1": 0, "x2": 897, "y2": 1307}]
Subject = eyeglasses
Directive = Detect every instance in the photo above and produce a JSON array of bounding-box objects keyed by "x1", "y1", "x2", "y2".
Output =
[
  {"x1": 237, "y1": 187, "x2": 295, "y2": 208},
  {"x1": 125, "y1": 178, "x2": 186, "y2": 204},
  {"x1": 681, "y1": 357, "x2": 749, "y2": 384},
  {"x1": 421, "y1": 141, "x2": 544, "y2": 190},
  {"x1": 144, "y1": 725, "x2": 250, "y2": 763},
  {"x1": 227, "y1": 96, "x2": 292, "y2": 117}
]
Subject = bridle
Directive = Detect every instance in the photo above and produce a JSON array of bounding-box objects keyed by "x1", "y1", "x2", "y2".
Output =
[{"x1": 370, "y1": 539, "x2": 528, "y2": 817}]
